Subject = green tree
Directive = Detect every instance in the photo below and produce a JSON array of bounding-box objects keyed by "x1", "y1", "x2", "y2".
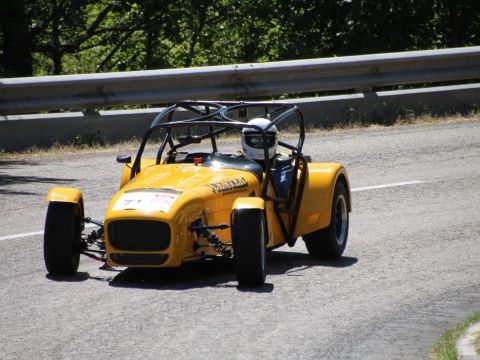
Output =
[
  {"x1": 0, "y1": 0, "x2": 33, "y2": 76},
  {"x1": 1, "y1": 0, "x2": 479, "y2": 77},
  {"x1": 345, "y1": 0, "x2": 437, "y2": 54},
  {"x1": 31, "y1": 0, "x2": 118, "y2": 74},
  {"x1": 433, "y1": 0, "x2": 480, "y2": 47},
  {"x1": 274, "y1": 0, "x2": 352, "y2": 58}
]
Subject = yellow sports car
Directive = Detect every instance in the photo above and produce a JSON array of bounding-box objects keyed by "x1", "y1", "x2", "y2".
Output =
[{"x1": 44, "y1": 101, "x2": 351, "y2": 286}]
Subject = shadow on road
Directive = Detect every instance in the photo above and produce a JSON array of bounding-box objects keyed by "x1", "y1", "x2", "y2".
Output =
[
  {"x1": 107, "y1": 250, "x2": 358, "y2": 292},
  {"x1": 0, "y1": 160, "x2": 41, "y2": 169},
  {"x1": 0, "y1": 160, "x2": 76, "y2": 195},
  {"x1": 268, "y1": 251, "x2": 358, "y2": 275},
  {"x1": 46, "y1": 272, "x2": 92, "y2": 282}
]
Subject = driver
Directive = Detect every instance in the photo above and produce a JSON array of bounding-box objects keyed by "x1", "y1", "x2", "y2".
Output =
[
  {"x1": 241, "y1": 117, "x2": 278, "y2": 166},
  {"x1": 241, "y1": 117, "x2": 293, "y2": 199}
]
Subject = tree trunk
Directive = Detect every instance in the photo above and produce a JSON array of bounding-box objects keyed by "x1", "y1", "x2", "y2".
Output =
[
  {"x1": 0, "y1": 0, "x2": 33, "y2": 77},
  {"x1": 51, "y1": 3, "x2": 63, "y2": 75}
]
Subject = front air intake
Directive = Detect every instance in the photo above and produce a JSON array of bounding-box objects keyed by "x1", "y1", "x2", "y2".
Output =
[
  {"x1": 110, "y1": 253, "x2": 169, "y2": 266},
  {"x1": 108, "y1": 220, "x2": 170, "y2": 251}
]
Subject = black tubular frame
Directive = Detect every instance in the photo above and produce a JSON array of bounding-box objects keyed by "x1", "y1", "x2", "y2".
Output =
[{"x1": 129, "y1": 100, "x2": 307, "y2": 246}]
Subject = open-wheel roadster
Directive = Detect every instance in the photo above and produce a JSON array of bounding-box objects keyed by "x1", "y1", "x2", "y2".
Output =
[{"x1": 44, "y1": 101, "x2": 351, "y2": 286}]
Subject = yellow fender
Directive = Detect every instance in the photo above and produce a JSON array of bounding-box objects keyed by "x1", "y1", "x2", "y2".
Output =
[
  {"x1": 294, "y1": 163, "x2": 351, "y2": 237},
  {"x1": 231, "y1": 197, "x2": 268, "y2": 247},
  {"x1": 119, "y1": 165, "x2": 132, "y2": 189},
  {"x1": 47, "y1": 187, "x2": 83, "y2": 205},
  {"x1": 46, "y1": 187, "x2": 85, "y2": 233},
  {"x1": 231, "y1": 197, "x2": 265, "y2": 211},
  {"x1": 119, "y1": 158, "x2": 156, "y2": 189}
]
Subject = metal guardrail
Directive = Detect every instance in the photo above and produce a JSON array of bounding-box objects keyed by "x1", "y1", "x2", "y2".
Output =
[
  {"x1": 1, "y1": 46, "x2": 480, "y2": 115},
  {"x1": 1, "y1": 47, "x2": 479, "y2": 151}
]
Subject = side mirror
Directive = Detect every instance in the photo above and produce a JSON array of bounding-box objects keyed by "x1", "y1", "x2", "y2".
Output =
[{"x1": 116, "y1": 155, "x2": 132, "y2": 164}]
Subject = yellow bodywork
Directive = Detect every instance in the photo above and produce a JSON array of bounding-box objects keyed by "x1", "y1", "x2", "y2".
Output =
[
  {"x1": 232, "y1": 197, "x2": 265, "y2": 210},
  {"x1": 294, "y1": 163, "x2": 350, "y2": 237},
  {"x1": 100, "y1": 158, "x2": 350, "y2": 268},
  {"x1": 106, "y1": 162, "x2": 260, "y2": 267},
  {"x1": 43, "y1": 102, "x2": 351, "y2": 284},
  {"x1": 47, "y1": 187, "x2": 83, "y2": 204}
]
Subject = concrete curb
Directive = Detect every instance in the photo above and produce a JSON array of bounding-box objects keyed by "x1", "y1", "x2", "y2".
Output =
[{"x1": 456, "y1": 322, "x2": 480, "y2": 359}]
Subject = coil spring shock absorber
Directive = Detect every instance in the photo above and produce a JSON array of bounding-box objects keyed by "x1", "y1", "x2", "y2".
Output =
[{"x1": 190, "y1": 219, "x2": 232, "y2": 257}]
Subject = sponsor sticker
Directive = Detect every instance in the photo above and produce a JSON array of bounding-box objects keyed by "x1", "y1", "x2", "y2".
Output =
[
  {"x1": 209, "y1": 177, "x2": 248, "y2": 193},
  {"x1": 113, "y1": 190, "x2": 179, "y2": 212}
]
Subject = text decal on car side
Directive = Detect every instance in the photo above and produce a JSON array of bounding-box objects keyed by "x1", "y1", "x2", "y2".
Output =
[
  {"x1": 209, "y1": 177, "x2": 248, "y2": 194},
  {"x1": 113, "y1": 190, "x2": 180, "y2": 212}
]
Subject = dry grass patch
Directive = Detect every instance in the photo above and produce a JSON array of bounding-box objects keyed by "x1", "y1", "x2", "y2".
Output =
[
  {"x1": 2, "y1": 112, "x2": 479, "y2": 159},
  {"x1": 475, "y1": 330, "x2": 480, "y2": 354},
  {"x1": 0, "y1": 139, "x2": 142, "y2": 161}
]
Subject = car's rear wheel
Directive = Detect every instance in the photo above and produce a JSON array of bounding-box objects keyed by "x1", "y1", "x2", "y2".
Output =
[
  {"x1": 44, "y1": 202, "x2": 82, "y2": 275},
  {"x1": 231, "y1": 208, "x2": 267, "y2": 286},
  {"x1": 304, "y1": 181, "x2": 349, "y2": 259}
]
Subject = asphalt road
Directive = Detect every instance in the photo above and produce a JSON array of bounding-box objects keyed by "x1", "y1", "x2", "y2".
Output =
[{"x1": 1, "y1": 120, "x2": 479, "y2": 359}]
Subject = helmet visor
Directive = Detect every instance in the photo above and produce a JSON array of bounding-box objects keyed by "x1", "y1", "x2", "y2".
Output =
[{"x1": 244, "y1": 134, "x2": 276, "y2": 149}]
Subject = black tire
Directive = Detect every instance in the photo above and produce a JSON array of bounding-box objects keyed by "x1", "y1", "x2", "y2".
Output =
[
  {"x1": 231, "y1": 208, "x2": 267, "y2": 286},
  {"x1": 44, "y1": 202, "x2": 82, "y2": 275},
  {"x1": 304, "y1": 181, "x2": 349, "y2": 259}
]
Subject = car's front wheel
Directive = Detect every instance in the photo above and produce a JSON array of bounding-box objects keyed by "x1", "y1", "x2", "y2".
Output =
[
  {"x1": 44, "y1": 202, "x2": 83, "y2": 275},
  {"x1": 304, "y1": 181, "x2": 349, "y2": 259},
  {"x1": 231, "y1": 208, "x2": 267, "y2": 286}
]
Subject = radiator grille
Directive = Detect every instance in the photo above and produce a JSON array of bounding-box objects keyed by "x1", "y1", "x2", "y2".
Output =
[{"x1": 108, "y1": 220, "x2": 170, "y2": 251}]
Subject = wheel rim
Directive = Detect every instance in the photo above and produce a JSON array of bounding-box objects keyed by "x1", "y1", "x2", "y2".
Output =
[{"x1": 334, "y1": 194, "x2": 348, "y2": 246}]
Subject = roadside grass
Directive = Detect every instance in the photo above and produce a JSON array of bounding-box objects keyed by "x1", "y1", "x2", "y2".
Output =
[
  {"x1": 0, "y1": 138, "x2": 142, "y2": 160},
  {"x1": 430, "y1": 313, "x2": 480, "y2": 360},
  {"x1": 476, "y1": 331, "x2": 480, "y2": 354},
  {"x1": 327, "y1": 111, "x2": 479, "y2": 131},
  {"x1": 1, "y1": 111, "x2": 479, "y2": 160}
]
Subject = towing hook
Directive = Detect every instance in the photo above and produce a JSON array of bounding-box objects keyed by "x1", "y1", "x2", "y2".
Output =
[{"x1": 84, "y1": 217, "x2": 104, "y2": 227}]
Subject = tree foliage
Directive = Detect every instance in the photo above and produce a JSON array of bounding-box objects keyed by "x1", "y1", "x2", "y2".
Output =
[{"x1": 0, "y1": 0, "x2": 478, "y2": 77}]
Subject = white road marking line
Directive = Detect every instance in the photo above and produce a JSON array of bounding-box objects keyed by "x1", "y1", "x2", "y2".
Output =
[
  {"x1": 351, "y1": 181, "x2": 425, "y2": 192},
  {"x1": 0, "y1": 230, "x2": 45, "y2": 241},
  {"x1": 1, "y1": 181, "x2": 425, "y2": 242},
  {"x1": 0, "y1": 223, "x2": 97, "y2": 242}
]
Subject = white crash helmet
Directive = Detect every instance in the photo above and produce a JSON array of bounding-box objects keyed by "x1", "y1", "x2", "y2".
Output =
[{"x1": 241, "y1": 117, "x2": 278, "y2": 160}]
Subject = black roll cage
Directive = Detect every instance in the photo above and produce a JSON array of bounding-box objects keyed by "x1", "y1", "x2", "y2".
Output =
[{"x1": 129, "y1": 100, "x2": 308, "y2": 246}]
